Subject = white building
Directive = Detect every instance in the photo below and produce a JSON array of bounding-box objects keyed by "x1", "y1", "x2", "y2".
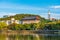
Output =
[
  {"x1": 6, "y1": 18, "x2": 21, "y2": 25},
  {"x1": 0, "y1": 18, "x2": 20, "y2": 25}
]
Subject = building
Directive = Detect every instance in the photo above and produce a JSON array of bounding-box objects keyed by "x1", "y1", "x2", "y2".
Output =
[
  {"x1": 6, "y1": 18, "x2": 20, "y2": 25},
  {"x1": 21, "y1": 16, "x2": 40, "y2": 24},
  {"x1": 50, "y1": 18, "x2": 56, "y2": 21},
  {"x1": 0, "y1": 16, "x2": 40, "y2": 25},
  {"x1": 0, "y1": 18, "x2": 20, "y2": 25},
  {"x1": 48, "y1": 10, "x2": 50, "y2": 20}
]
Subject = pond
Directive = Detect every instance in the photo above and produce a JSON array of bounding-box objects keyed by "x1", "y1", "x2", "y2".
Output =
[{"x1": 0, "y1": 33, "x2": 60, "y2": 40}]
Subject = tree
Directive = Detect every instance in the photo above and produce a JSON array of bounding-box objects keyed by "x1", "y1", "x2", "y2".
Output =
[
  {"x1": 0, "y1": 22, "x2": 7, "y2": 30},
  {"x1": 7, "y1": 23, "x2": 19, "y2": 30}
]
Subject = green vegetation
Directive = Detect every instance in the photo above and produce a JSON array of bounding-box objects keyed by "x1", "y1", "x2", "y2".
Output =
[
  {"x1": 0, "y1": 22, "x2": 7, "y2": 30},
  {"x1": 0, "y1": 14, "x2": 40, "y2": 20},
  {"x1": 0, "y1": 14, "x2": 60, "y2": 30},
  {"x1": 7, "y1": 23, "x2": 38, "y2": 30},
  {"x1": 45, "y1": 20, "x2": 60, "y2": 30},
  {"x1": 0, "y1": 20, "x2": 60, "y2": 30}
]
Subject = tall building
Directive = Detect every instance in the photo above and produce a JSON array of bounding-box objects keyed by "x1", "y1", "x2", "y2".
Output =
[{"x1": 48, "y1": 10, "x2": 50, "y2": 20}]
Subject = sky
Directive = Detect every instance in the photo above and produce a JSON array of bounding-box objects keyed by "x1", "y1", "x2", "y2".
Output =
[{"x1": 0, "y1": 0, "x2": 60, "y2": 19}]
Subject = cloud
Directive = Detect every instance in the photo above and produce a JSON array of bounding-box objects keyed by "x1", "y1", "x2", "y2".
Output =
[
  {"x1": 51, "y1": 13, "x2": 60, "y2": 19},
  {"x1": 0, "y1": 6, "x2": 41, "y2": 10},
  {"x1": 0, "y1": 12, "x2": 60, "y2": 19},
  {"x1": 0, "y1": 3, "x2": 46, "y2": 11},
  {"x1": 0, "y1": 12, "x2": 16, "y2": 18},
  {"x1": 40, "y1": 13, "x2": 60, "y2": 19},
  {"x1": 50, "y1": 5, "x2": 60, "y2": 9}
]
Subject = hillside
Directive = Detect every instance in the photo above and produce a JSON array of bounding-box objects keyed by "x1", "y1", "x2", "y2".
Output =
[
  {"x1": 0, "y1": 14, "x2": 41, "y2": 20},
  {"x1": 0, "y1": 14, "x2": 59, "y2": 30}
]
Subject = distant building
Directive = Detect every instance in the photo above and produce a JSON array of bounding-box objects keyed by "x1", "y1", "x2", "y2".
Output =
[
  {"x1": 0, "y1": 18, "x2": 20, "y2": 25},
  {"x1": 21, "y1": 16, "x2": 40, "y2": 24},
  {"x1": 6, "y1": 18, "x2": 20, "y2": 25},
  {"x1": 48, "y1": 10, "x2": 50, "y2": 20},
  {"x1": 50, "y1": 18, "x2": 56, "y2": 21}
]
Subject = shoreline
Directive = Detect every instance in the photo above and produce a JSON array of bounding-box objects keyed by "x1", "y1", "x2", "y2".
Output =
[{"x1": 0, "y1": 30, "x2": 60, "y2": 35}]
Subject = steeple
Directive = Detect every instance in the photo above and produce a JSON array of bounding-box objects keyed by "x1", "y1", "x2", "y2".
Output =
[{"x1": 48, "y1": 10, "x2": 50, "y2": 20}]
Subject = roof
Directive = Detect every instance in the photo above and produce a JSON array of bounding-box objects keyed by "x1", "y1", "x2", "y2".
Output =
[{"x1": 21, "y1": 16, "x2": 40, "y2": 20}]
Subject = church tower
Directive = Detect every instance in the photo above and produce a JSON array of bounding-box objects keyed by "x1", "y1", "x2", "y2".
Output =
[{"x1": 48, "y1": 10, "x2": 50, "y2": 20}]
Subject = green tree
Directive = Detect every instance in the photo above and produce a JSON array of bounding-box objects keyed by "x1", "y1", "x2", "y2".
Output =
[{"x1": 0, "y1": 22, "x2": 7, "y2": 30}]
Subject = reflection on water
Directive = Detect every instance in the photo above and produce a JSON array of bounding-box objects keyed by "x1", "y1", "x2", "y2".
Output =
[{"x1": 0, "y1": 34, "x2": 60, "y2": 40}]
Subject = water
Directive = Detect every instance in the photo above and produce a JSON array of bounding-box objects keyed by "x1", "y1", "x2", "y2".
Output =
[{"x1": 0, "y1": 33, "x2": 60, "y2": 40}]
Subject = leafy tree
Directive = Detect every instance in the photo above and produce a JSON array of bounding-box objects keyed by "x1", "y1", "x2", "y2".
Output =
[
  {"x1": 7, "y1": 23, "x2": 19, "y2": 30},
  {"x1": 0, "y1": 22, "x2": 7, "y2": 30}
]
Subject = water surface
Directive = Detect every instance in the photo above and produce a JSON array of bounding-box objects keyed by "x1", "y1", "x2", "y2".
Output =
[{"x1": 0, "y1": 33, "x2": 60, "y2": 40}]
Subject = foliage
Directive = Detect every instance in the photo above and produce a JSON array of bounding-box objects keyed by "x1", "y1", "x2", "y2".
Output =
[
  {"x1": 0, "y1": 22, "x2": 7, "y2": 30},
  {"x1": 0, "y1": 14, "x2": 60, "y2": 30},
  {"x1": 7, "y1": 23, "x2": 40, "y2": 30},
  {"x1": 0, "y1": 20, "x2": 60, "y2": 30},
  {"x1": 44, "y1": 21, "x2": 60, "y2": 30},
  {"x1": 0, "y1": 14, "x2": 41, "y2": 20}
]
